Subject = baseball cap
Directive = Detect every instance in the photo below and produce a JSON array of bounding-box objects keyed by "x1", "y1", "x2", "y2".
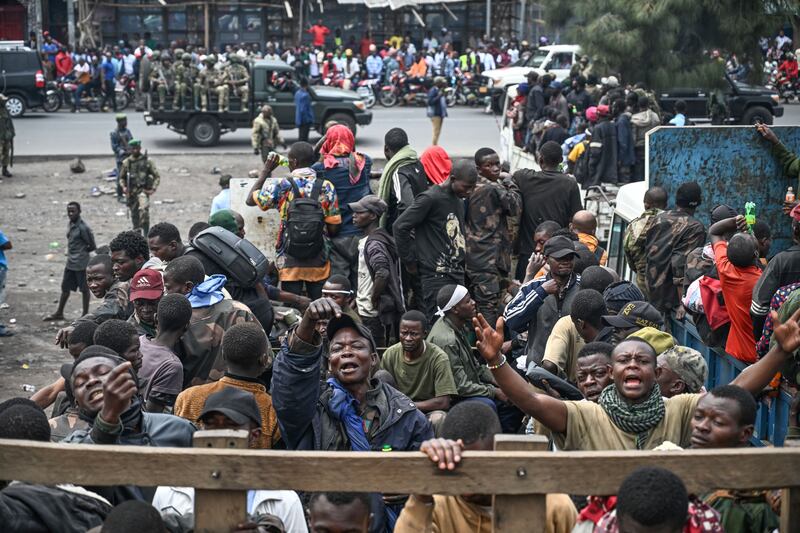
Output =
[
  {"x1": 326, "y1": 312, "x2": 376, "y2": 353},
  {"x1": 602, "y1": 281, "x2": 645, "y2": 314},
  {"x1": 199, "y1": 387, "x2": 261, "y2": 427},
  {"x1": 659, "y1": 346, "x2": 708, "y2": 393},
  {"x1": 603, "y1": 301, "x2": 663, "y2": 329},
  {"x1": 543, "y1": 235, "x2": 578, "y2": 259},
  {"x1": 711, "y1": 204, "x2": 738, "y2": 224},
  {"x1": 628, "y1": 327, "x2": 676, "y2": 355},
  {"x1": 348, "y1": 194, "x2": 388, "y2": 217},
  {"x1": 129, "y1": 269, "x2": 164, "y2": 301}
]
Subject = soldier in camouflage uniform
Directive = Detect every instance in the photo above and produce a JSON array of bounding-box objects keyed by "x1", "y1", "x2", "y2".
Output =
[
  {"x1": 0, "y1": 94, "x2": 15, "y2": 177},
  {"x1": 643, "y1": 182, "x2": 706, "y2": 318},
  {"x1": 465, "y1": 148, "x2": 522, "y2": 325},
  {"x1": 219, "y1": 54, "x2": 250, "y2": 112},
  {"x1": 197, "y1": 55, "x2": 220, "y2": 112},
  {"x1": 251, "y1": 105, "x2": 284, "y2": 161},
  {"x1": 149, "y1": 56, "x2": 176, "y2": 111},
  {"x1": 173, "y1": 54, "x2": 197, "y2": 111},
  {"x1": 623, "y1": 186, "x2": 667, "y2": 295},
  {"x1": 119, "y1": 139, "x2": 160, "y2": 236}
]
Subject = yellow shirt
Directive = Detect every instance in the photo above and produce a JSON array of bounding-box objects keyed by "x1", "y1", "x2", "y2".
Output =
[
  {"x1": 554, "y1": 393, "x2": 701, "y2": 451},
  {"x1": 174, "y1": 375, "x2": 281, "y2": 449},
  {"x1": 542, "y1": 315, "x2": 584, "y2": 382},
  {"x1": 395, "y1": 493, "x2": 577, "y2": 533}
]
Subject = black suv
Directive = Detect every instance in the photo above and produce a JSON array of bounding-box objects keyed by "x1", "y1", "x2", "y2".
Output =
[
  {"x1": 659, "y1": 74, "x2": 783, "y2": 125},
  {"x1": 1, "y1": 43, "x2": 46, "y2": 118}
]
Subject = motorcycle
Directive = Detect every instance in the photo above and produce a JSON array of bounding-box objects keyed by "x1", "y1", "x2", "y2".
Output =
[
  {"x1": 114, "y1": 74, "x2": 136, "y2": 111},
  {"x1": 380, "y1": 71, "x2": 432, "y2": 107},
  {"x1": 356, "y1": 77, "x2": 379, "y2": 108},
  {"x1": 43, "y1": 80, "x2": 62, "y2": 112}
]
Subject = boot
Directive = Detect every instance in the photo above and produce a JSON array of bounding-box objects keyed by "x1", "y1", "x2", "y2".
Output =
[{"x1": 2, "y1": 167, "x2": 11, "y2": 177}]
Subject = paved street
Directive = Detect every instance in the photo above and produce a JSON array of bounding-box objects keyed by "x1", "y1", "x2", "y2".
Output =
[
  {"x1": 10, "y1": 105, "x2": 503, "y2": 158},
  {"x1": 10, "y1": 102, "x2": 799, "y2": 159}
]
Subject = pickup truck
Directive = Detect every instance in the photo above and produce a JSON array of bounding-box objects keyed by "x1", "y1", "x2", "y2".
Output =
[
  {"x1": 658, "y1": 74, "x2": 783, "y2": 125},
  {"x1": 143, "y1": 58, "x2": 373, "y2": 146}
]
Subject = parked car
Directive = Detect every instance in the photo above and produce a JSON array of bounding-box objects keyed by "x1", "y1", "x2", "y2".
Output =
[
  {"x1": 145, "y1": 59, "x2": 372, "y2": 147},
  {"x1": 658, "y1": 74, "x2": 783, "y2": 125},
  {"x1": 0, "y1": 41, "x2": 46, "y2": 117}
]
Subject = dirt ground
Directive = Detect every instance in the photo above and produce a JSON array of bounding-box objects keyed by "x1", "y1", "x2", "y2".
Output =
[{"x1": 0, "y1": 154, "x2": 279, "y2": 404}]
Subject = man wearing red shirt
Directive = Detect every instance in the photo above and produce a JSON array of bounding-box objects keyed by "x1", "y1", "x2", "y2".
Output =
[
  {"x1": 55, "y1": 47, "x2": 73, "y2": 79},
  {"x1": 709, "y1": 215, "x2": 762, "y2": 363},
  {"x1": 307, "y1": 20, "x2": 330, "y2": 48},
  {"x1": 359, "y1": 31, "x2": 373, "y2": 59}
]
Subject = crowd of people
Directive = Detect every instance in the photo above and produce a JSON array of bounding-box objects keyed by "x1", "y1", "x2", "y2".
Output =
[{"x1": 1, "y1": 29, "x2": 799, "y2": 533}]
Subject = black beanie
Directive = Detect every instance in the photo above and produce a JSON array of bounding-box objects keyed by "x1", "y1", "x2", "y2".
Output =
[{"x1": 676, "y1": 182, "x2": 702, "y2": 208}]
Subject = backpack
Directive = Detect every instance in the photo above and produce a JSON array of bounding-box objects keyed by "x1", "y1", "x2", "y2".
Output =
[
  {"x1": 573, "y1": 140, "x2": 591, "y2": 186},
  {"x1": 284, "y1": 177, "x2": 325, "y2": 260},
  {"x1": 699, "y1": 275, "x2": 731, "y2": 330},
  {"x1": 191, "y1": 226, "x2": 268, "y2": 288}
]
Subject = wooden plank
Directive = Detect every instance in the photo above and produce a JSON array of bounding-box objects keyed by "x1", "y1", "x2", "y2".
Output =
[
  {"x1": 781, "y1": 439, "x2": 800, "y2": 532},
  {"x1": 1, "y1": 439, "x2": 799, "y2": 495},
  {"x1": 193, "y1": 430, "x2": 249, "y2": 533},
  {"x1": 493, "y1": 435, "x2": 548, "y2": 533}
]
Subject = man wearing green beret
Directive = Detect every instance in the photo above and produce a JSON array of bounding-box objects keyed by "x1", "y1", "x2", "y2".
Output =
[
  {"x1": 110, "y1": 113, "x2": 133, "y2": 201},
  {"x1": 119, "y1": 139, "x2": 160, "y2": 236}
]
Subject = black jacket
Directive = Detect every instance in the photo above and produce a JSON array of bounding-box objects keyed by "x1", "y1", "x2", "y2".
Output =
[
  {"x1": 364, "y1": 229, "x2": 405, "y2": 317},
  {"x1": 526, "y1": 84, "x2": 546, "y2": 123},
  {"x1": 587, "y1": 118, "x2": 619, "y2": 187},
  {"x1": 0, "y1": 482, "x2": 111, "y2": 533}
]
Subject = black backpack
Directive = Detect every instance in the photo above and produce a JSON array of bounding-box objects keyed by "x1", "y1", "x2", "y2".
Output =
[
  {"x1": 285, "y1": 177, "x2": 325, "y2": 259},
  {"x1": 573, "y1": 140, "x2": 591, "y2": 186},
  {"x1": 191, "y1": 226, "x2": 268, "y2": 288}
]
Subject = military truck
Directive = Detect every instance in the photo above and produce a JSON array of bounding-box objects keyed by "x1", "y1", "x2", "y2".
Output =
[{"x1": 143, "y1": 58, "x2": 372, "y2": 147}]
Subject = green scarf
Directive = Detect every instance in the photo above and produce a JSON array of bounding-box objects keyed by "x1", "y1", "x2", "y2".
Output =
[
  {"x1": 598, "y1": 383, "x2": 665, "y2": 449},
  {"x1": 377, "y1": 145, "x2": 418, "y2": 227}
]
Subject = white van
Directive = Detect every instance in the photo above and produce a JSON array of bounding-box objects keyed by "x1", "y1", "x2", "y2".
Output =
[{"x1": 483, "y1": 44, "x2": 582, "y2": 93}]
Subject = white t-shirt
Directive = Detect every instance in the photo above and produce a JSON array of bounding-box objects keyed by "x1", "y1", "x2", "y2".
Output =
[
  {"x1": 356, "y1": 235, "x2": 378, "y2": 317},
  {"x1": 153, "y1": 487, "x2": 308, "y2": 533},
  {"x1": 73, "y1": 62, "x2": 90, "y2": 76}
]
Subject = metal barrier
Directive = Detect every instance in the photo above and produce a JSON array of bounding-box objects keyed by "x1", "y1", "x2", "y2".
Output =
[
  {"x1": 1, "y1": 434, "x2": 799, "y2": 533},
  {"x1": 670, "y1": 317, "x2": 793, "y2": 446}
]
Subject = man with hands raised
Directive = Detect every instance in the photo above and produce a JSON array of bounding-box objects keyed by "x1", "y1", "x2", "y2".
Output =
[{"x1": 470, "y1": 308, "x2": 800, "y2": 451}]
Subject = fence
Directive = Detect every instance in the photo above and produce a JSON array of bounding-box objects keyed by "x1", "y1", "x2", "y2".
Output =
[{"x1": 1, "y1": 433, "x2": 799, "y2": 532}]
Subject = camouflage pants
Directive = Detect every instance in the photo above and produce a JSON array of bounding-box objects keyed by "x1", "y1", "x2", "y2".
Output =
[
  {"x1": 127, "y1": 190, "x2": 150, "y2": 236},
  {"x1": 1, "y1": 140, "x2": 10, "y2": 167},
  {"x1": 467, "y1": 270, "x2": 502, "y2": 326},
  {"x1": 153, "y1": 82, "x2": 174, "y2": 109},
  {"x1": 218, "y1": 85, "x2": 248, "y2": 111},
  {"x1": 174, "y1": 82, "x2": 191, "y2": 109}
]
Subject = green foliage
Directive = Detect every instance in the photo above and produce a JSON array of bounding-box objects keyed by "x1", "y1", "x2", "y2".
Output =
[{"x1": 540, "y1": 0, "x2": 792, "y2": 89}]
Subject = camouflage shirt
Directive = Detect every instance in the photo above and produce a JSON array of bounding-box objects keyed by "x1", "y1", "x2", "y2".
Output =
[
  {"x1": 178, "y1": 298, "x2": 258, "y2": 387},
  {"x1": 120, "y1": 154, "x2": 160, "y2": 192},
  {"x1": 684, "y1": 243, "x2": 715, "y2": 292},
  {"x1": 644, "y1": 209, "x2": 706, "y2": 313},
  {"x1": 623, "y1": 207, "x2": 662, "y2": 275},
  {"x1": 222, "y1": 63, "x2": 250, "y2": 86},
  {"x1": 74, "y1": 281, "x2": 133, "y2": 326},
  {"x1": 465, "y1": 175, "x2": 522, "y2": 275},
  {"x1": 198, "y1": 66, "x2": 221, "y2": 89}
]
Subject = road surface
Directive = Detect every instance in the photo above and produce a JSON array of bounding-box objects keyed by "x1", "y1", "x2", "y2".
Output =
[{"x1": 10, "y1": 105, "x2": 503, "y2": 159}]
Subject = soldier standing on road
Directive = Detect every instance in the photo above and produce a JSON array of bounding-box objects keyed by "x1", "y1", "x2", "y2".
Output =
[
  {"x1": 110, "y1": 113, "x2": 133, "y2": 201},
  {"x1": 252, "y1": 105, "x2": 285, "y2": 162},
  {"x1": 119, "y1": 139, "x2": 160, "y2": 236},
  {"x1": 0, "y1": 94, "x2": 15, "y2": 178},
  {"x1": 149, "y1": 56, "x2": 175, "y2": 111},
  {"x1": 465, "y1": 148, "x2": 522, "y2": 325},
  {"x1": 220, "y1": 55, "x2": 250, "y2": 112}
]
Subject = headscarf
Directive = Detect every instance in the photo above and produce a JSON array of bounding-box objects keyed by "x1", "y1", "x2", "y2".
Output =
[
  {"x1": 419, "y1": 146, "x2": 452, "y2": 185},
  {"x1": 208, "y1": 209, "x2": 238, "y2": 234},
  {"x1": 320, "y1": 125, "x2": 366, "y2": 185},
  {"x1": 598, "y1": 383, "x2": 665, "y2": 449},
  {"x1": 435, "y1": 284, "x2": 468, "y2": 317}
]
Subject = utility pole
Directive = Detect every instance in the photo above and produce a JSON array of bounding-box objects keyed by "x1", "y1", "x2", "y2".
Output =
[
  {"x1": 485, "y1": 0, "x2": 491, "y2": 39},
  {"x1": 67, "y1": 0, "x2": 75, "y2": 48}
]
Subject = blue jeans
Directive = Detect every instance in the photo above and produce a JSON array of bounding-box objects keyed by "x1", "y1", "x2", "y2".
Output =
[{"x1": 0, "y1": 266, "x2": 6, "y2": 306}]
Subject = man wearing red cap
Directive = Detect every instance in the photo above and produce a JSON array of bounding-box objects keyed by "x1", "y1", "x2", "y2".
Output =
[{"x1": 128, "y1": 268, "x2": 163, "y2": 338}]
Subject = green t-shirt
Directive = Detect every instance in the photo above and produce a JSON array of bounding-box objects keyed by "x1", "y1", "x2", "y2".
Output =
[{"x1": 380, "y1": 341, "x2": 458, "y2": 402}]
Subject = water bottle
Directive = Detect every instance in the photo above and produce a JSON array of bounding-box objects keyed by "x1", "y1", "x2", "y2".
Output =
[
  {"x1": 745, "y1": 202, "x2": 756, "y2": 233},
  {"x1": 786, "y1": 186, "x2": 795, "y2": 204}
]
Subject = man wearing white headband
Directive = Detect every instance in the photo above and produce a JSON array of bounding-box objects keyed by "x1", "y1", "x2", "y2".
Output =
[{"x1": 429, "y1": 285, "x2": 523, "y2": 433}]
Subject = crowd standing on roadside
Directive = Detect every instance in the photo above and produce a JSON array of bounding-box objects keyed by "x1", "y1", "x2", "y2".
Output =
[{"x1": 2, "y1": 26, "x2": 800, "y2": 533}]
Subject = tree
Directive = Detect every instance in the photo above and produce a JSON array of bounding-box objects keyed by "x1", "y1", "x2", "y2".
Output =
[{"x1": 541, "y1": 0, "x2": 794, "y2": 90}]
